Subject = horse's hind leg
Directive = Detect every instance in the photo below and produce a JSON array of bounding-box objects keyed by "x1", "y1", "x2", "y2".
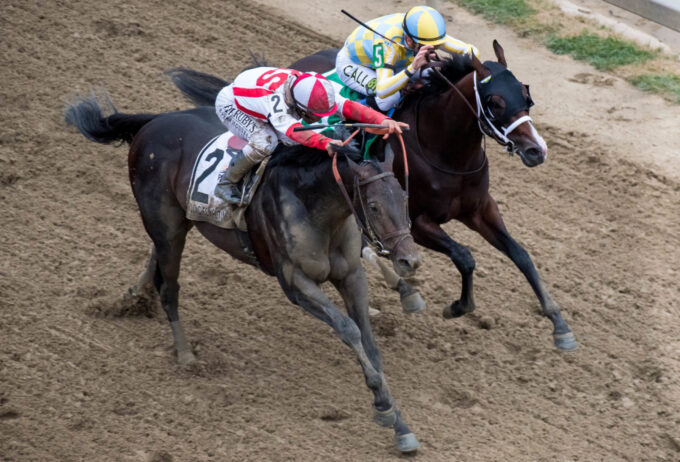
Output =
[
  {"x1": 136, "y1": 196, "x2": 196, "y2": 364},
  {"x1": 361, "y1": 245, "x2": 426, "y2": 314},
  {"x1": 127, "y1": 246, "x2": 157, "y2": 297}
]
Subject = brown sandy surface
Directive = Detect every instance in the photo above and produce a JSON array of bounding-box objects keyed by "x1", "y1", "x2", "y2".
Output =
[{"x1": 1, "y1": 0, "x2": 679, "y2": 460}]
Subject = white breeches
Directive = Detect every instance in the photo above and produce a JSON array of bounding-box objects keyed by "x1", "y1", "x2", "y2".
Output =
[
  {"x1": 215, "y1": 86, "x2": 278, "y2": 162},
  {"x1": 335, "y1": 49, "x2": 401, "y2": 112}
]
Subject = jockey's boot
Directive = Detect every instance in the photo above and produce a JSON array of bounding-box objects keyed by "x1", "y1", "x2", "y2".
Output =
[{"x1": 214, "y1": 151, "x2": 259, "y2": 205}]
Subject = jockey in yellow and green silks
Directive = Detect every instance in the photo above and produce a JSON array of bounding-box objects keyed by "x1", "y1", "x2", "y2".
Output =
[{"x1": 336, "y1": 5, "x2": 479, "y2": 111}]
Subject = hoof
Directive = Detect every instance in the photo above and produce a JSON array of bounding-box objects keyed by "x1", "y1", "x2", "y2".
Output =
[
  {"x1": 401, "y1": 291, "x2": 426, "y2": 314},
  {"x1": 395, "y1": 433, "x2": 420, "y2": 453},
  {"x1": 397, "y1": 280, "x2": 425, "y2": 314},
  {"x1": 177, "y1": 350, "x2": 197, "y2": 365},
  {"x1": 553, "y1": 332, "x2": 578, "y2": 351},
  {"x1": 373, "y1": 406, "x2": 397, "y2": 428},
  {"x1": 442, "y1": 300, "x2": 473, "y2": 319},
  {"x1": 368, "y1": 307, "x2": 381, "y2": 317}
]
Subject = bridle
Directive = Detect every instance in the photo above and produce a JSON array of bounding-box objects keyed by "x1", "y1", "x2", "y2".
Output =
[
  {"x1": 331, "y1": 139, "x2": 411, "y2": 257},
  {"x1": 354, "y1": 170, "x2": 411, "y2": 256},
  {"x1": 430, "y1": 64, "x2": 533, "y2": 156},
  {"x1": 472, "y1": 71, "x2": 532, "y2": 155}
]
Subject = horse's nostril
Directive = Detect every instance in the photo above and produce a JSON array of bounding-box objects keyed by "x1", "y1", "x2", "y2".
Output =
[
  {"x1": 399, "y1": 256, "x2": 421, "y2": 271},
  {"x1": 526, "y1": 147, "x2": 539, "y2": 158}
]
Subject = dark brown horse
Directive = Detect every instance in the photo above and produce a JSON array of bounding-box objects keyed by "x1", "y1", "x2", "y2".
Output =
[
  {"x1": 295, "y1": 42, "x2": 577, "y2": 351},
  {"x1": 167, "y1": 40, "x2": 577, "y2": 351},
  {"x1": 64, "y1": 95, "x2": 421, "y2": 452}
]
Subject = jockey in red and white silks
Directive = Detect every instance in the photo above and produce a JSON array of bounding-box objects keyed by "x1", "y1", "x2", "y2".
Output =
[{"x1": 214, "y1": 66, "x2": 407, "y2": 204}]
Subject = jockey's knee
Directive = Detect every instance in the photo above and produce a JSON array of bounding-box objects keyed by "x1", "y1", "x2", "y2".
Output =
[
  {"x1": 374, "y1": 91, "x2": 401, "y2": 112},
  {"x1": 245, "y1": 126, "x2": 278, "y2": 162}
]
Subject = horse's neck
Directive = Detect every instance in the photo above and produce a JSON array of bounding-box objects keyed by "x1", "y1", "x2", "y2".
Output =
[
  {"x1": 416, "y1": 73, "x2": 483, "y2": 164},
  {"x1": 277, "y1": 162, "x2": 353, "y2": 231}
]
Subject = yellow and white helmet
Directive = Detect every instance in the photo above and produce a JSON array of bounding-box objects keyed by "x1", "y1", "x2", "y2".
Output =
[{"x1": 402, "y1": 6, "x2": 447, "y2": 46}]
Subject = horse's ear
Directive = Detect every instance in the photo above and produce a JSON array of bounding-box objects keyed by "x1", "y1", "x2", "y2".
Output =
[
  {"x1": 345, "y1": 155, "x2": 362, "y2": 175},
  {"x1": 379, "y1": 145, "x2": 395, "y2": 172},
  {"x1": 493, "y1": 40, "x2": 507, "y2": 67},
  {"x1": 470, "y1": 52, "x2": 488, "y2": 77}
]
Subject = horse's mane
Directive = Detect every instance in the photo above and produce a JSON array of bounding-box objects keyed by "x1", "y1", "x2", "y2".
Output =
[
  {"x1": 267, "y1": 142, "x2": 364, "y2": 169},
  {"x1": 266, "y1": 142, "x2": 375, "y2": 197},
  {"x1": 268, "y1": 125, "x2": 364, "y2": 169},
  {"x1": 413, "y1": 54, "x2": 474, "y2": 98}
]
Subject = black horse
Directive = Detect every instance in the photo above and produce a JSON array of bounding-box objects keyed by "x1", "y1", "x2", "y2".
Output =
[
  {"x1": 165, "y1": 40, "x2": 577, "y2": 350},
  {"x1": 64, "y1": 95, "x2": 421, "y2": 452}
]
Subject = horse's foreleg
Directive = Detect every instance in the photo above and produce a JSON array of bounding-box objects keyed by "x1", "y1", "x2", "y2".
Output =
[
  {"x1": 281, "y1": 267, "x2": 418, "y2": 452},
  {"x1": 332, "y1": 266, "x2": 420, "y2": 452},
  {"x1": 468, "y1": 198, "x2": 577, "y2": 351},
  {"x1": 411, "y1": 215, "x2": 477, "y2": 317},
  {"x1": 361, "y1": 246, "x2": 426, "y2": 314}
]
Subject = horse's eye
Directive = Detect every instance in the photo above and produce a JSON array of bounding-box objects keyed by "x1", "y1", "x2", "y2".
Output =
[
  {"x1": 486, "y1": 95, "x2": 505, "y2": 120},
  {"x1": 369, "y1": 203, "x2": 380, "y2": 213}
]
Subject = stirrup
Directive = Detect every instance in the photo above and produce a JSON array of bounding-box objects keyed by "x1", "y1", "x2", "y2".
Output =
[{"x1": 215, "y1": 183, "x2": 242, "y2": 205}]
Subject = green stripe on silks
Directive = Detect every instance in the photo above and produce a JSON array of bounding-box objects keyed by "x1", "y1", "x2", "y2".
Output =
[{"x1": 298, "y1": 70, "x2": 379, "y2": 160}]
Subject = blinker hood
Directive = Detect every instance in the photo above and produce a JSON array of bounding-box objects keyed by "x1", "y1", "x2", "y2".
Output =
[{"x1": 478, "y1": 61, "x2": 534, "y2": 122}]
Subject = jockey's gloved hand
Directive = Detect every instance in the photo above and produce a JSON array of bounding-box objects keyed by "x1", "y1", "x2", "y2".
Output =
[
  {"x1": 326, "y1": 140, "x2": 360, "y2": 157},
  {"x1": 366, "y1": 119, "x2": 410, "y2": 139},
  {"x1": 412, "y1": 45, "x2": 436, "y2": 70}
]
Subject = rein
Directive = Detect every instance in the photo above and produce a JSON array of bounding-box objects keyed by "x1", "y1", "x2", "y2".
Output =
[{"x1": 331, "y1": 130, "x2": 411, "y2": 256}]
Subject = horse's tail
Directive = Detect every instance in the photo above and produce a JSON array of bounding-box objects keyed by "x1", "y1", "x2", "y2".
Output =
[
  {"x1": 64, "y1": 93, "x2": 157, "y2": 145},
  {"x1": 165, "y1": 67, "x2": 229, "y2": 107}
]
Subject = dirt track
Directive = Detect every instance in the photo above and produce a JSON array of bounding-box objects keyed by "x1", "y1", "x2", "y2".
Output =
[{"x1": 1, "y1": 0, "x2": 679, "y2": 461}]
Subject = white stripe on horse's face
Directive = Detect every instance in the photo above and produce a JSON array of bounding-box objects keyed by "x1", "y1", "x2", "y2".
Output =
[{"x1": 529, "y1": 122, "x2": 548, "y2": 159}]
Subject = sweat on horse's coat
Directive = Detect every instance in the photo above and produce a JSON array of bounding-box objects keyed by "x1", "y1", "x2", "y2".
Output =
[{"x1": 64, "y1": 93, "x2": 422, "y2": 453}]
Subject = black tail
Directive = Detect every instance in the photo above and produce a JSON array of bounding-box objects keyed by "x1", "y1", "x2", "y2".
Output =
[
  {"x1": 64, "y1": 93, "x2": 157, "y2": 145},
  {"x1": 165, "y1": 67, "x2": 229, "y2": 107}
]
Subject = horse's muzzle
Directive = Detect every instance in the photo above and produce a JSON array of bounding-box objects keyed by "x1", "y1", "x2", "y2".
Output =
[
  {"x1": 519, "y1": 145, "x2": 547, "y2": 167},
  {"x1": 391, "y1": 237, "x2": 421, "y2": 277}
]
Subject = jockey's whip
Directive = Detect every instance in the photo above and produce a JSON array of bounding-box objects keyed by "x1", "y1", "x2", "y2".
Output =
[{"x1": 340, "y1": 10, "x2": 408, "y2": 51}]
